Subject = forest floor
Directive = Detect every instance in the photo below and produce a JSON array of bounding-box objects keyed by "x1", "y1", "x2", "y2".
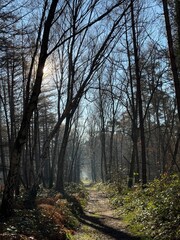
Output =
[
  {"x1": 73, "y1": 184, "x2": 141, "y2": 240},
  {"x1": 0, "y1": 178, "x2": 179, "y2": 240}
]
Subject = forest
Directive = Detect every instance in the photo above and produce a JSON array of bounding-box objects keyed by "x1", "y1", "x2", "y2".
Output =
[{"x1": 0, "y1": 0, "x2": 180, "y2": 239}]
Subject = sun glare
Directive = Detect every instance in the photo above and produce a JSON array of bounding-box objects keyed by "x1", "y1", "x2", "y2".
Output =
[
  {"x1": 41, "y1": 62, "x2": 54, "y2": 91},
  {"x1": 43, "y1": 65, "x2": 51, "y2": 77}
]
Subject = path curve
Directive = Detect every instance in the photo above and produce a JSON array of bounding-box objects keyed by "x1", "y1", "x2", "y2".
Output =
[{"x1": 73, "y1": 186, "x2": 140, "y2": 240}]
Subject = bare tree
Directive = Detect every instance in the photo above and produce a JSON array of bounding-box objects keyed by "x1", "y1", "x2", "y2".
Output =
[
  {"x1": 1, "y1": 0, "x2": 59, "y2": 217},
  {"x1": 32, "y1": 0, "x2": 133, "y2": 193},
  {"x1": 162, "y1": 0, "x2": 180, "y2": 173},
  {"x1": 162, "y1": 0, "x2": 180, "y2": 121}
]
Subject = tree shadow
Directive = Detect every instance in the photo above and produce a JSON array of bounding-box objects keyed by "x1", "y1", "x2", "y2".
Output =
[{"x1": 78, "y1": 211, "x2": 141, "y2": 240}]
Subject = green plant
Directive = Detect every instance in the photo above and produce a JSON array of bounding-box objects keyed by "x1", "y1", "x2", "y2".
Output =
[{"x1": 108, "y1": 174, "x2": 180, "y2": 240}]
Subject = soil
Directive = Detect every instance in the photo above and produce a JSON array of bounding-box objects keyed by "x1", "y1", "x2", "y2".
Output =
[{"x1": 73, "y1": 185, "x2": 141, "y2": 240}]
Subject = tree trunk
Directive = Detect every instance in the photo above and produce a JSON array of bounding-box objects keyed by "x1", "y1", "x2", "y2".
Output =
[
  {"x1": 131, "y1": 0, "x2": 147, "y2": 186},
  {"x1": 162, "y1": 0, "x2": 180, "y2": 122},
  {"x1": 162, "y1": 0, "x2": 180, "y2": 175},
  {"x1": 55, "y1": 115, "x2": 71, "y2": 194},
  {"x1": 49, "y1": 132, "x2": 59, "y2": 188},
  {"x1": 175, "y1": 0, "x2": 180, "y2": 68},
  {"x1": 0, "y1": 0, "x2": 59, "y2": 217},
  {"x1": 0, "y1": 108, "x2": 7, "y2": 183},
  {"x1": 91, "y1": 151, "x2": 97, "y2": 182},
  {"x1": 128, "y1": 127, "x2": 139, "y2": 188},
  {"x1": 125, "y1": 12, "x2": 139, "y2": 187}
]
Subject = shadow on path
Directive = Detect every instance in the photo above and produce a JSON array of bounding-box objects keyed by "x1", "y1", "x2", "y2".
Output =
[
  {"x1": 78, "y1": 211, "x2": 141, "y2": 240},
  {"x1": 74, "y1": 186, "x2": 142, "y2": 240}
]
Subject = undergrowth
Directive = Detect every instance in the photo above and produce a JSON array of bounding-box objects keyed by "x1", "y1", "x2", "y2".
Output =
[
  {"x1": 0, "y1": 182, "x2": 88, "y2": 240},
  {"x1": 106, "y1": 174, "x2": 180, "y2": 240}
]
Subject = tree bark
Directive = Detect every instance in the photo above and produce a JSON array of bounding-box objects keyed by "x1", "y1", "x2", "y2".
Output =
[
  {"x1": 131, "y1": 0, "x2": 147, "y2": 186},
  {"x1": 124, "y1": 13, "x2": 139, "y2": 187},
  {"x1": 55, "y1": 115, "x2": 71, "y2": 194},
  {"x1": 98, "y1": 79, "x2": 108, "y2": 182},
  {"x1": 162, "y1": 0, "x2": 180, "y2": 122},
  {"x1": 0, "y1": 0, "x2": 59, "y2": 217}
]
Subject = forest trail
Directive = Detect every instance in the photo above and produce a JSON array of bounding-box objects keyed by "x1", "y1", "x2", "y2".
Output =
[{"x1": 73, "y1": 185, "x2": 140, "y2": 240}]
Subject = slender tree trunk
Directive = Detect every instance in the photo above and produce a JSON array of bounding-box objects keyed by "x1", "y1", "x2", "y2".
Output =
[
  {"x1": 98, "y1": 78, "x2": 108, "y2": 182},
  {"x1": 162, "y1": 0, "x2": 180, "y2": 122},
  {"x1": 0, "y1": 107, "x2": 7, "y2": 183},
  {"x1": 0, "y1": 0, "x2": 59, "y2": 216},
  {"x1": 162, "y1": 0, "x2": 180, "y2": 174},
  {"x1": 128, "y1": 127, "x2": 139, "y2": 188},
  {"x1": 49, "y1": 132, "x2": 59, "y2": 188},
  {"x1": 171, "y1": 135, "x2": 180, "y2": 172},
  {"x1": 91, "y1": 151, "x2": 97, "y2": 182},
  {"x1": 125, "y1": 13, "x2": 139, "y2": 187},
  {"x1": 175, "y1": 0, "x2": 180, "y2": 68},
  {"x1": 131, "y1": 0, "x2": 147, "y2": 186},
  {"x1": 55, "y1": 115, "x2": 71, "y2": 194},
  {"x1": 31, "y1": 109, "x2": 40, "y2": 180},
  {"x1": 68, "y1": 137, "x2": 81, "y2": 183},
  {"x1": 109, "y1": 118, "x2": 115, "y2": 179}
]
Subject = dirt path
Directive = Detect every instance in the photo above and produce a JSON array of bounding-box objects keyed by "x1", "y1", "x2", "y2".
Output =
[{"x1": 73, "y1": 186, "x2": 140, "y2": 240}]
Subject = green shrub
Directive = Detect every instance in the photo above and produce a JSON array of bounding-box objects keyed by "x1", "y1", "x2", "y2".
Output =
[{"x1": 108, "y1": 174, "x2": 180, "y2": 240}]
